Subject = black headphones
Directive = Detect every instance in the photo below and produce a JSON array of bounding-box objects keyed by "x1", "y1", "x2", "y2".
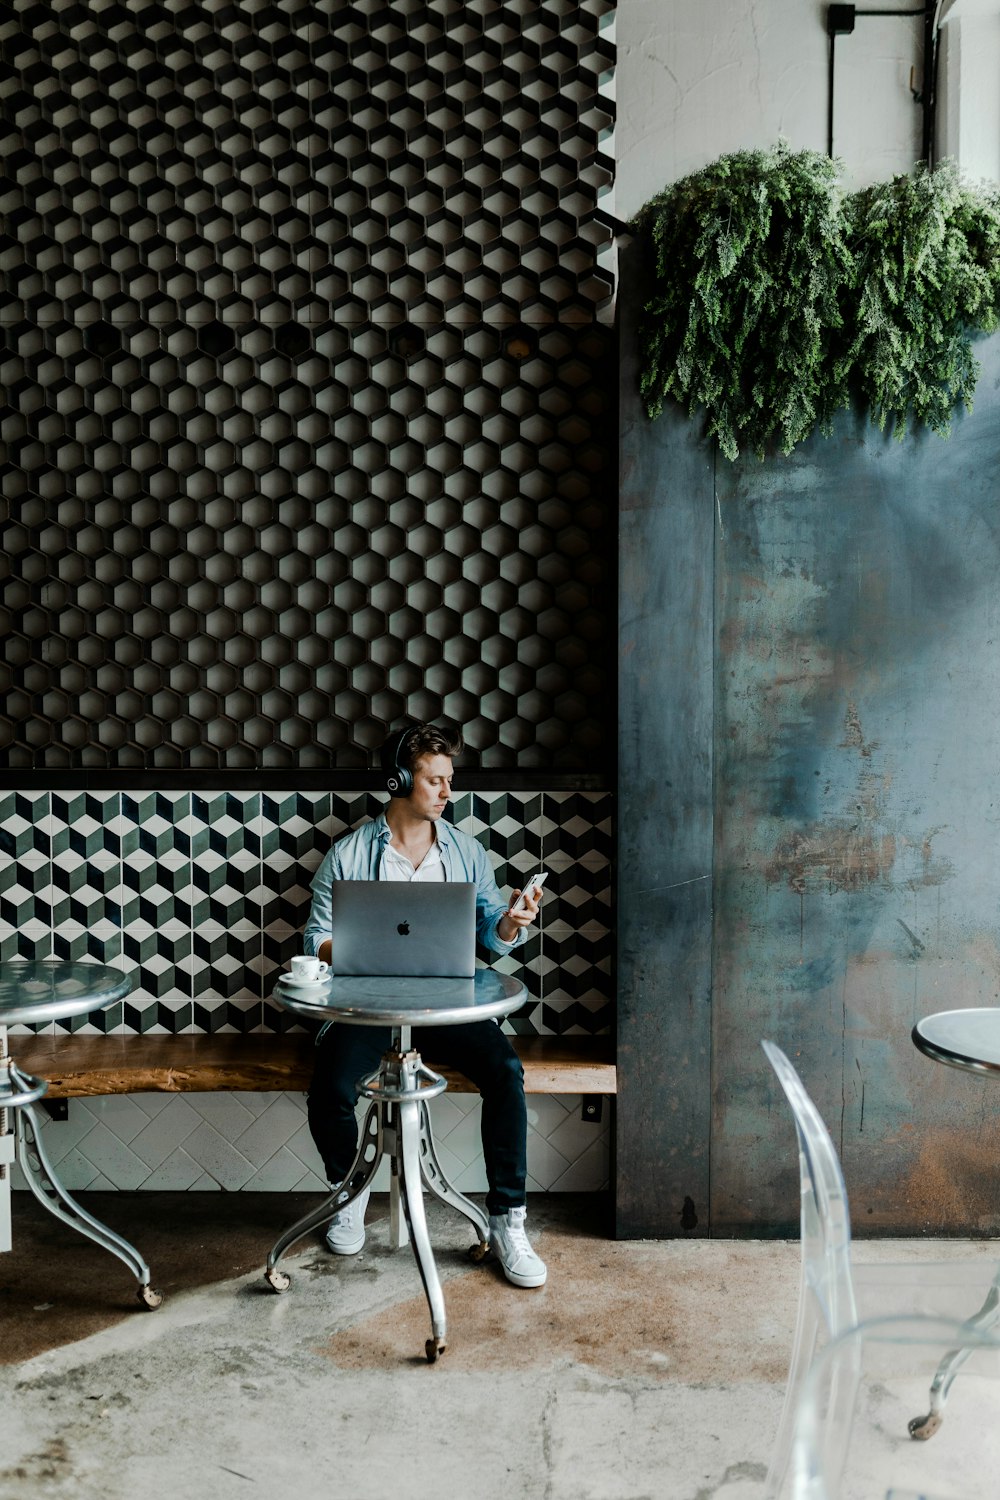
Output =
[{"x1": 380, "y1": 727, "x2": 417, "y2": 797}]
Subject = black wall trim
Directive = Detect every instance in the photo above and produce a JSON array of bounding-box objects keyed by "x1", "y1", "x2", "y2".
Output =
[{"x1": 0, "y1": 770, "x2": 609, "y2": 793}]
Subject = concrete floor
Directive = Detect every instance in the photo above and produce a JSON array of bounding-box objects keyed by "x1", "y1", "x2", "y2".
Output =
[{"x1": 1, "y1": 1193, "x2": 998, "y2": 1500}]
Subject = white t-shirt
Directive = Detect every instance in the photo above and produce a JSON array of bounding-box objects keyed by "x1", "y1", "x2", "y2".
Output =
[{"x1": 380, "y1": 837, "x2": 446, "y2": 883}]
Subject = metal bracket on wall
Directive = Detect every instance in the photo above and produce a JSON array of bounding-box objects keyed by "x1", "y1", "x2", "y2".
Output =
[
  {"x1": 581, "y1": 1096, "x2": 603, "y2": 1124},
  {"x1": 40, "y1": 1099, "x2": 68, "y2": 1122}
]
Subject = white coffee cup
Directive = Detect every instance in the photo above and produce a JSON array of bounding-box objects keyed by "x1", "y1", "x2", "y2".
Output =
[{"x1": 290, "y1": 955, "x2": 329, "y2": 983}]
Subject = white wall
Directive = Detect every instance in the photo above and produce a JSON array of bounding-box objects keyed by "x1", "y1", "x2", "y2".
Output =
[
  {"x1": 617, "y1": 0, "x2": 927, "y2": 214},
  {"x1": 938, "y1": 14, "x2": 1000, "y2": 181}
]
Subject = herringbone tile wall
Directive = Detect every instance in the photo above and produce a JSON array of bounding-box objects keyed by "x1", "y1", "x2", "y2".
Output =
[{"x1": 9, "y1": 1090, "x2": 610, "y2": 1194}]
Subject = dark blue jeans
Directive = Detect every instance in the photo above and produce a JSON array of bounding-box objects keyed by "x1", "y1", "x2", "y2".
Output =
[{"x1": 307, "y1": 1019, "x2": 527, "y2": 1216}]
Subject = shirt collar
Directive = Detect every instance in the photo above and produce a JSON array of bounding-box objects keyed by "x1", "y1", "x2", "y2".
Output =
[{"x1": 374, "y1": 811, "x2": 456, "y2": 845}]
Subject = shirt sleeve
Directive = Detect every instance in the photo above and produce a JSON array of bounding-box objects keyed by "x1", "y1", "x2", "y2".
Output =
[
  {"x1": 472, "y1": 841, "x2": 525, "y2": 956},
  {"x1": 302, "y1": 848, "x2": 337, "y2": 957}
]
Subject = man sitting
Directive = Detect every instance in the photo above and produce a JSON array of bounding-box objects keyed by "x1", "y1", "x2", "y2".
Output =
[{"x1": 302, "y1": 722, "x2": 547, "y2": 1288}]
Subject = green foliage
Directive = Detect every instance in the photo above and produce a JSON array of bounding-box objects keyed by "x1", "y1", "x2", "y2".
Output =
[
  {"x1": 632, "y1": 147, "x2": 1000, "y2": 459},
  {"x1": 845, "y1": 164, "x2": 1000, "y2": 438},
  {"x1": 631, "y1": 144, "x2": 854, "y2": 460}
]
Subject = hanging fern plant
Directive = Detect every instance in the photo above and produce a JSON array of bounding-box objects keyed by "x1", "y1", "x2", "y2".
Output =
[
  {"x1": 632, "y1": 146, "x2": 1000, "y2": 459},
  {"x1": 631, "y1": 143, "x2": 854, "y2": 460},
  {"x1": 843, "y1": 163, "x2": 1000, "y2": 438}
]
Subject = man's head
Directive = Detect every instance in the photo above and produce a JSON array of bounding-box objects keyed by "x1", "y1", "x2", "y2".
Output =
[{"x1": 381, "y1": 723, "x2": 463, "y2": 805}]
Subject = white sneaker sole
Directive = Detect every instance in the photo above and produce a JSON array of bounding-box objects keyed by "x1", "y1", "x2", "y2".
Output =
[
  {"x1": 499, "y1": 1263, "x2": 547, "y2": 1289},
  {"x1": 325, "y1": 1227, "x2": 365, "y2": 1256}
]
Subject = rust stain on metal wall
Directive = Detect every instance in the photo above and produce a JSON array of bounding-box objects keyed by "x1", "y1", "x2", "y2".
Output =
[
  {"x1": 763, "y1": 701, "x2": 955, "y2": 897},
  {"x1": 766, "y1": 710, "x2": 898, "y2": 892},
  {"x1": 893, "y1": 1126, "x2": 1000, "y2": 1230},
  {"x1": 841, "y1": 700, "x2": 877, "y2": 757},
  {"x1": 910, "y1": 828, "x2": 954, "y2": 890},
  {"x1": 765, "y1": 824, "x2": 897, "y2": 894},
  {"x1": 765, "y1": 812, "x2": 953, "y2": 897}
]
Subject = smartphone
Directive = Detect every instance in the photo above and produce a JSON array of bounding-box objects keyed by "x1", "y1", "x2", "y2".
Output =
[{"x1": 509, "y1": 871, "x2": 548, "y2": 915}]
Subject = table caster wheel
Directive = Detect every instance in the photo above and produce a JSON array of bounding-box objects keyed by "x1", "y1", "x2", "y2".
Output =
[
  {"x1": 908, "y1": 1411, "x2": 942, "y2": 1441},
  {"x1": 425, "y1": 1337, "x2": 446, "y2": 1363},
  {"x1": 468, "y1": 1240, "x2": 490, "y2": 1263},
  {"x1": 138, "y1": 1285, "x2": 163, "y2": 1310},
  {"x1": 265, "y1": 1268, "x2": 291, "y2": 1293}
]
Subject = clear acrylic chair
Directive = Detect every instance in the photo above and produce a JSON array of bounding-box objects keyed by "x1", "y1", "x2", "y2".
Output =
[
  {"x1": 791, "y1": 1314, "x2": 1000, "y2": 1500},
  {"x1": 762, "y1": 1041, "x2": 1000, "y2": 1499}
]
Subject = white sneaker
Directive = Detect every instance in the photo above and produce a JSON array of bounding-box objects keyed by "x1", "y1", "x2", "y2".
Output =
[
  {"x1": 324, "y1": 1182, "x2": 371, "y2": 1256},
  {"x1": 488, "y1": 1206, "x2": 547, "y2": 1288}
]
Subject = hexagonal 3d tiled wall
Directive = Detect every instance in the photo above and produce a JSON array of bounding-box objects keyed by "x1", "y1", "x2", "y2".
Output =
[{"x1": 0, "y1": 0, "x2": 617, "y2": 773}]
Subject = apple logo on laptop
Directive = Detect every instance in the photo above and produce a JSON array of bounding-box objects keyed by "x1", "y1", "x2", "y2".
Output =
[{"x1": 397, "y1": 921, "x2": 410, "y2": 936}]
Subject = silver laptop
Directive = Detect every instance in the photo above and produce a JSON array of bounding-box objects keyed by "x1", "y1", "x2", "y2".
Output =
[{"x1": 329, "y1": 882, "x2": 477, "y2": 978}]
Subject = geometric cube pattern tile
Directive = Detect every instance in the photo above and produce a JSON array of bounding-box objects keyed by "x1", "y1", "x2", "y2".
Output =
[
  {"x1": 0, "y1": 0, "x2": 617, "y2": 774},
  {"x1": 1, "y1": 788, "x2": 613, "y2": 1037},
  {"x1": 9, "y1": 1089, "x2": 610, "y2": 1194},
  {"x1": 3, "y1": 784, "x2": 612, "y2": 1190}
]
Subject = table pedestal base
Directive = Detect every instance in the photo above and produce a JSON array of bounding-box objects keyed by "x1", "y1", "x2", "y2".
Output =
[
  {"x1": 264, "y1": 1026, "x2": 490, "y2": 1362},
  {"x1": 908, "y1": 1273, "x2": 1000, "y2": 1439},
  {"x1": 0, "y1": 1025, "x2": 162, "y2": 1309}
]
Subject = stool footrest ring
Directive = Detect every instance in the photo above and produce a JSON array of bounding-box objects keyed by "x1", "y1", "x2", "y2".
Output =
[
  {"x1": 358, "y1": 1075, "x2": 447, "y2": 1103},
  {"x1": 0, "y1": 1061, "x2": 49, "y2": 1109},
  {"x1": 356, "y1": 1053, "x2": 448, "y2": 1104}
]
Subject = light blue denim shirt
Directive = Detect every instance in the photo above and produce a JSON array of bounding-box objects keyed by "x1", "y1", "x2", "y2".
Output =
[{"x1": 302, "y1": 813, "x2": 524, "y2": 959}]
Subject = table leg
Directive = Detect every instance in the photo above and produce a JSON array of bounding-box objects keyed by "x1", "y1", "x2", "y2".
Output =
[
  {"x1": 0, "y1": 1027, "x2": 14, "y2": 1253},
  {"x1": 263, "y1": 1032, "x2": 477, "y2": 1362},
  {"x1": 385, "y1": 1101, "x2": 410, "y2": 1251},
  {"x1": 386, "y1": 1026, "x2": 410, "y2": 1251},
  {"x1": 417, "y1": 1097, "x2": 490, "y2": 1254},
  {"x1": 398, "y1": 1082, "x2": 447, "y2": 1362},
  {"x1": 909, "y1": 1269, "x2": 1000, "y2": 1439},
  {"x1": 264, "y1": 1100, "x2": 382, "y2": 1289},
  {"x1": 0, "y1": 1115, "x2": 12, "y2": 1255},
  {"x1": 15, "y1": 1101, "x2": 162, "y2": 1308},
  {"x1": 0, "y1": 1035, "x2": 47, "y2": 1256}
]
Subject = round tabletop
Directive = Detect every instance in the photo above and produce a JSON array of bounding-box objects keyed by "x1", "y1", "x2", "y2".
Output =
[
  {"x1": 912, "y1": 1007, "x2": 1000, "y2": 1076},
  {"x1": 0, "y1": 960, "x2": 133, "y2": 1027},
  {"x1": 272, "y1": 969, "x2": 527, "y2": 1027}
]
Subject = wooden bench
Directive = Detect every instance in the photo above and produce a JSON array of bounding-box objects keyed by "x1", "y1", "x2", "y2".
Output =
[{"x1": 14, "y1": 1033, "x2": 617, "y2": 1101}]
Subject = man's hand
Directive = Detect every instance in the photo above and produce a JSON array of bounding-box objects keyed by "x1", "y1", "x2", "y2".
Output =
[{"x1": 498, "y1": 882, "x2": 543, "y2": 944}]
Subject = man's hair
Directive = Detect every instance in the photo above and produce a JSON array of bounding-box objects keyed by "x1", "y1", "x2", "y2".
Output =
[{"x1": 403, "y1": 722, "x2": 463, "y2": 770}]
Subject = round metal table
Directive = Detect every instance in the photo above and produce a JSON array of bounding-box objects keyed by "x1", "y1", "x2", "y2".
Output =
[
  {"x1": 0, "y1": 960, "x2": 161, "y2": 1308},
  {"x1": 911, "y1": 1006, "x2": 1000, "y2": 1435},
  {"x1": 265, "y1": 970, "x2": 527, "y2": 1362},
  {"x1": 912, "y1": 1008, "x2": 1000, "y2": 1077}
]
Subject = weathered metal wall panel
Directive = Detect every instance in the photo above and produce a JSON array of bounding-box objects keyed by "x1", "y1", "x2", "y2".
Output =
[
  {"x1": 618, "y1": 255, "x2": 1000, "y2": 1239},
  {"x1": 617, "y1": 244, "x2": 714, "y2": 1238},
  {"x1": 713, "y1": 337, "x2": 1000, "y2": 1236}
]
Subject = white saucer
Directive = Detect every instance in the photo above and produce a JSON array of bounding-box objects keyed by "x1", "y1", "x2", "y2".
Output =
[{"x1": 279, "y1": 972, "x2": 330, "y2": 989}]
